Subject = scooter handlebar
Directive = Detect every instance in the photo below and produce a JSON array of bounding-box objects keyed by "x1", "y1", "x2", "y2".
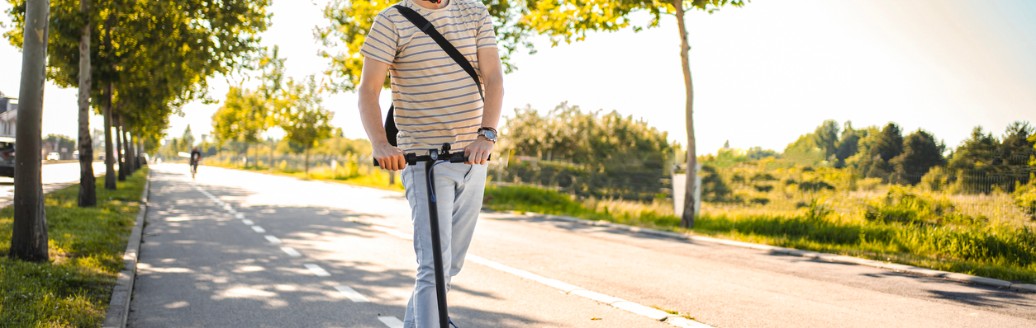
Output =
[{"x1": 373, "y1": 152, "x2": 489, "y2": 167}]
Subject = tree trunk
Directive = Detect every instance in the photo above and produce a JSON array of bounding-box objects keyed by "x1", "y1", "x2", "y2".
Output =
[
  {"x1": 115, "y1": 115, "x2": 126, "y2": 181},
  {"x1": 122, "y1": 124, "x2": 133, "y2": 174},
  {"x1": 126, "y1": 132, "x2": 136, "y2": 173},
  {"x1": 675, "y1": 1, "x2": 699, "y2": 228},
  {"x1": 103, "y1": 82, "x2": 116, "y2": 190},
  {"x1": 304, "y1": 149, "x2": 310, "y2": 175},
  {"x1": 77, "y1": 0, "x2": 96, "y2": 207},
  {"x1": 10, "y1": 0, "x2": 50, "y2": 262}
]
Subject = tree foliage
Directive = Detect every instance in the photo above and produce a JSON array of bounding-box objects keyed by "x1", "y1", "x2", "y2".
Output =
[
  {"x1": 4, "y1": 0, "x2": 271, "y2": 143},
  {"x1": 947, "y1": 123, "x2": 1035, "y2": 193},
  {"x1": 500, "y1": 103, "x2": 674, "y2": 200},
  {"x1": 279, "y1": 76, "x2": 335, "y2": 173},
  {"x1": 891, "y1": 129, "x2": 945, "y2": 185},
  {"x1": 212, "y1": 87, "x2": 268, "y2": 146}
]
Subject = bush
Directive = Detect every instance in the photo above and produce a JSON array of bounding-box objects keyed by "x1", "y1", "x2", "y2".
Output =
[
  {"x1": 864, "y1": 187, "x2": 984, "y2": 226},
  {"x1": 1013, "y1": 182, "x2": 1036, "y2": 220}
]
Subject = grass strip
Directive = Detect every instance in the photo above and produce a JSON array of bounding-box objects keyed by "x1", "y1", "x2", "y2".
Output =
[
  {"x1": 483, "y1": 184, "x2": 1036, "y2": 284},
  {"x1": 0, "y1": 168, "x2": 148, "y2": 327}
]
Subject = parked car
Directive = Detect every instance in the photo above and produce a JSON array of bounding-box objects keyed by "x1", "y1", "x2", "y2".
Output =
[
  {"x1": 0, "y1": 136, "x2": 14, "y2": 177},
  {"x1": 46, "y1": 152, "x2": 60, "y2": 161}
]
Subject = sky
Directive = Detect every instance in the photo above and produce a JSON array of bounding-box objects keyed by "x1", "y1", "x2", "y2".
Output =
[{"x1": 1, "y1": 0, "x2": 1035, "y2": 155}]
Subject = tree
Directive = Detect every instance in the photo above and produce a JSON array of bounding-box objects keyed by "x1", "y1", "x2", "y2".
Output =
[
  {"x1": 43, "y1": 134, "x2": 76, "y2": 157},
  {"x1": 782, "y1": 134, "x2": 825, "y2": 167},
  {"x1": 834, "y1": 121, "x2": 863, "y2": 168},
  {"x1": 280, "y1": 76, "x2": 334, "y2": 174},
  {"x1": 76, "y1": 0, "x2": 95, "y2": 206},
  {"x1": 181, "y1": 125, "x2": 195, "y2": 151},
  {"x1": 813, "y1": 119, "x2": 840, "y2": 162},
  {"x1": 891, "y1": 129, "x2": 945, "y2": 185},
  {"x1": 212, "y1": 47, "x2": 285, "y2": 166},
  {"x1": 995, "y1": 121, "x2": 1035, "y2": 190},
  {"x1": 212, "y1": 87, "x2": 268, "y2": 164},
  {"x1": 9, "y1": 0, "x2": 48, "y2": 262},
  {"x1": 948, "y1": 127, "x2": 999, "y2": 193},
  {"x1": 850, "y1": 123, "x2": 902, "y2": 182}
]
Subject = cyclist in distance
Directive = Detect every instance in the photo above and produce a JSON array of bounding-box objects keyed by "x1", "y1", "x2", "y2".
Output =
[{"x1": 189, "y1": 147, "x2": 202, "y2": 178}]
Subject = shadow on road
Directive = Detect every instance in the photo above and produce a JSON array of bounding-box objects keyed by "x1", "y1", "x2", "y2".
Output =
[{"x1": 130, "y1": 168, "x2": 548, "y2": 327}]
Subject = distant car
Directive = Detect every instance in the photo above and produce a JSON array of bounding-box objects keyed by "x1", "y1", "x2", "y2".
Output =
[
  {"x1": 46, "y1": 152, "x2": 60, "y2": 161},
  {"x1": 0, "y1": 136, "x2": 14, "y2": 177}
]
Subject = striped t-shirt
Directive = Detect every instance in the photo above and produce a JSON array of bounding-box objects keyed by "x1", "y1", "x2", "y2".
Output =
[{"x1": 360, "y1": 0, "x2": 498, "y2": 153}]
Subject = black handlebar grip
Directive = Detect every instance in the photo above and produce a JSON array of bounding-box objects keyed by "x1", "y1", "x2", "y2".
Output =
[{"x1": 374, "y1": 153, "x2": 491, "y2": 167}]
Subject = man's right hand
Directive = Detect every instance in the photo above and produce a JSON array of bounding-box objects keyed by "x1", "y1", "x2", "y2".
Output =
[{"x1": 373, "y1": 142, "x2": 406, "y2": 171}]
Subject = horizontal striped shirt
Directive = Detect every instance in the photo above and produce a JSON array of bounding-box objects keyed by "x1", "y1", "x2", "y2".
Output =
[{"x1": 361, "y1": 0, "x2": 498, "y2": 152}]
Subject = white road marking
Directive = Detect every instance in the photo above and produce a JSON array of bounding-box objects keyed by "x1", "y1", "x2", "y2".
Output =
[
  {"x1": 370, "y1": 223, "x2": 710, "y2": 326},
  {"x1": 304, "y1": 264, "x2": 331, "y2": 277},
  {"x1": 378, "y1": 316, "x2": 404, "y2": 328},
  {"x1": 265, "y1": 235, "x2": 282, "y2": 244},
  {"x1": 280, "y1": 247, "x2": 301, "y2": 257},
  {"x1": 242, "y1": 219, "x2": 254, "y2": 225},
  {"x1": 467, "y1": 255, "x2": 708, "y2": 327},
  {"x1": 252, "y1": 226, "x2": 266, "y2": 233},
  {"x1": 334, "y1": 285, "x2": 371, "y2": 303},
  {"x1": 235, "y1": 213, "x2": 245, "y2": 219}
]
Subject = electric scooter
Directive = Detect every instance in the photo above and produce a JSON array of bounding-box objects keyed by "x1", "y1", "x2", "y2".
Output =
[{"x1": 375, "y1": 143, "x2": 481, "y2": 328}]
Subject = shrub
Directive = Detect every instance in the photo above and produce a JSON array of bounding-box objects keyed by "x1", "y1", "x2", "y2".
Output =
[
  {"x1": 1013, "y1": 182, "x2": 1036, "y2": 220},
  {"x1": 864, "y1": 187, "x2": 984, "y2": 226}
]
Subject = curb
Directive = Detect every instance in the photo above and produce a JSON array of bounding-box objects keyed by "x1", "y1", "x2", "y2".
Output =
[
  {"x1": 102, "y1": 169, "x2": 151, "y2": 328},
  {"x1": 514, "y1": 213, "x2": 1036, "y2": 294}
]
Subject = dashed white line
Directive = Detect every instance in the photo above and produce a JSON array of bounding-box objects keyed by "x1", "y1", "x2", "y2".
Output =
[
  {"x1": 370, "y1": 224, "x2": 710, "y2": 326},
  {"x1": 252, "y1": 226, "x2": 266, "y2": 233},
  {"x1": 377, "y1": 316, "x2": 404, "y2": 328},
  {"x1": 280, "y1": 247, "x2": 301, "y2": 257},
  {"x1": 334, "y1": 285, "x2": 371, "y2": 303},
  {"x1": 235, "y1": 213, "x2": 245, "y2": 219},
  {"x1": 466, "y1": 255, "x2": 708, "y2": 327},
  {"x1": 264, "y1": 235, "x2": 282, "y2": 244},
  {"x1": 304, "y1": 264, "x2": 331, "y2": 277},
  {"x1": 242, "y1": 219, "x2": 254, "y2": 225}
]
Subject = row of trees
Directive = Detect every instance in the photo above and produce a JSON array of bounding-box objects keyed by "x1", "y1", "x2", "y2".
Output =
[
  {"x1": 782, "y1": 120, "x2": 1036, "y2": 193},
  {"x1": 4, "y1": 0, "x2": 270, "y2": 261}
]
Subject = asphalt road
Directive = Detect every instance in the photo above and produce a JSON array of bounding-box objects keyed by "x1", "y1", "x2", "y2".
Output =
[
  {"x1": 128, "y1": 164, "x2": 1036, "y2": 327},
  {"x1": 0, "y1": 162, "x2": 110, "y2": 207}
]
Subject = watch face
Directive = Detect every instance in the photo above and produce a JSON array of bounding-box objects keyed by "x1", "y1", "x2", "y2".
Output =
[{"x1": 483, "y1": 129, "x2": 497, "y2": 140}]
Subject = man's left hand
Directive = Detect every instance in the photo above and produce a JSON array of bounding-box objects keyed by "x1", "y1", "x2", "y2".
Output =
[{"x1": 464, "y1": 138, "x2": 494, "y2": 165}]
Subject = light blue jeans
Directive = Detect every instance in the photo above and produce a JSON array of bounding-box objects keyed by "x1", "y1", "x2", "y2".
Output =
[{"x1": 402, "y1": 162, "x2": 487, "y2": 328}]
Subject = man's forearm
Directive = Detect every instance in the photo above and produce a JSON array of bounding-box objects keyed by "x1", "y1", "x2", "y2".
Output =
[
  {"x1": 481, "y1": 76, "x2": 504, "y2": 129},
  {"x1": 358, "y1": 93, "x2": 389, "y2": 145}
]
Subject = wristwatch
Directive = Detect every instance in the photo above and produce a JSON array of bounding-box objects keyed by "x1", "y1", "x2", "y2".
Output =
[{"x1": 477, "y1": 127, "x2": 498, "y2": 143}]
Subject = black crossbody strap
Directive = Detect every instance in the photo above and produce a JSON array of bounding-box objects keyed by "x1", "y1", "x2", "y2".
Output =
[{"x1": 394, "y1": 5, "x2": 484, "y2": 101}]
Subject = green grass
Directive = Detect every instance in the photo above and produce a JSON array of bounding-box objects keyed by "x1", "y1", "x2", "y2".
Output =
[
  {"x1": 0, "y1": 168, "x2": 148, "y2": 327},
  {"x1": 484, "y1": 184, "x2": 1036, "y2": 284}
]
